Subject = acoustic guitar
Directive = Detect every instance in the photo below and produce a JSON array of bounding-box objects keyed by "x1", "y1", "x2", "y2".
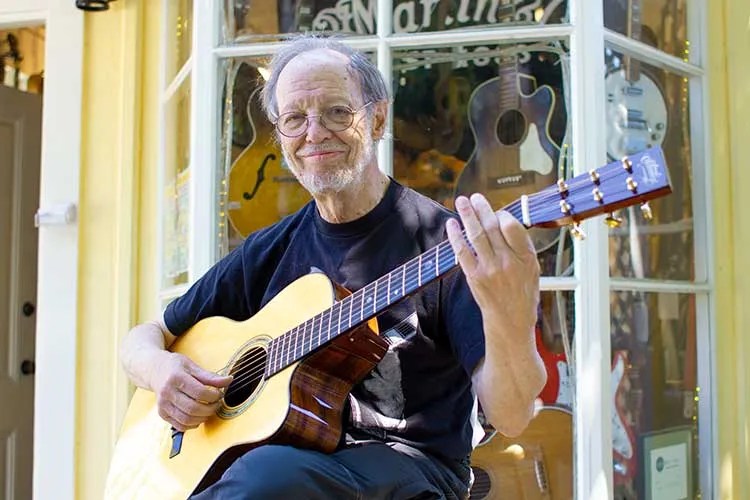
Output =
[
  {"x1": 226, "y1": 74, "x2": 310, "y2": 238},
  {"x1": 469, "y1": 406, "x2": 573, "y2": 500},
  {"x1": 105, "y1": 148, "x2": 671, "y2": 499},
  {"x1": 454, "y1": 51, "x2": 564, "y2": 254}
]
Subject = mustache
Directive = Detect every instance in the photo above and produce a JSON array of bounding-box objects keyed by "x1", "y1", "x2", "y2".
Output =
[{"x1": 297, "y1": 144, "x2": 348, "y2": 156}]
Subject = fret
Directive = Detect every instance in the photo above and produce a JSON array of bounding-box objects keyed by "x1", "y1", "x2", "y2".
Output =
[
  {"x1": 373, "y1": 278, "x2": 378, "y2": 314},
  {"x1": 326, "y1": 306, "x2": 333, "y2": 342},
  {"x1": 401, "y1": 262, "x2": 406, "y2": 300},
  {"x1": 435, "y1": 244, "x2": 440, "y2": 275},
  {"x1": 336, "y1": 300, "x2": 343, "y2": 338},
  {"x1": 418, "y1": 254, "x2": 423, "y2": 287},
  {"x1": 348, "y1": 293, "x2": 354, "y2": 329}
]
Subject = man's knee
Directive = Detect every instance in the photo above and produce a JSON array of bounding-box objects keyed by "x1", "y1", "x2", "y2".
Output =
[{"x1": 195, "y1": 445, "x2": 339, "y2": 499}]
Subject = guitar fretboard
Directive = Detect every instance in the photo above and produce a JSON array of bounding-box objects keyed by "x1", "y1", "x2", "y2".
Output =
[{"x1": 265, "y1": 199, "x2": 526, "y2": 377}]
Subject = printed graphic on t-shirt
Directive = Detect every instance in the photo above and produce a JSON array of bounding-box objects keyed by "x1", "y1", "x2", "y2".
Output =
[{"x1": 350, "y1": 312, "x2": 419, "y2": 432}]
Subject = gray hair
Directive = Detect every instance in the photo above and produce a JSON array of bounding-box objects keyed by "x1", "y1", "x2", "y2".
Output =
[{"x1": 261, "y1": 34, "x2": 389, "y2": 120}]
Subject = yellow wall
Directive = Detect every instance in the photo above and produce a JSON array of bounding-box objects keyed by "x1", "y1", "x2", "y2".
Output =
[
  {"x1": 76, "y1": 0, "x2": 159, "y2": 498},
  {"x1": 73, "y1": 0, "x2": 750, "y2": 498},
  {"x1": 710, "y1": 1, "x2": 750, "y2": 499}
]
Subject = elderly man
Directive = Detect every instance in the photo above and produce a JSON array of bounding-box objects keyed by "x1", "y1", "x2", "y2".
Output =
[{"x1": 120, "y1": 35, "x2": 545, "y2": 499}]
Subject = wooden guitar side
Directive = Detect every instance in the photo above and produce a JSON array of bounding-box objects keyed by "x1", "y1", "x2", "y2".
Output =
[{"x1": 104, "y1": 273, "x2": 386, "y2": 499}]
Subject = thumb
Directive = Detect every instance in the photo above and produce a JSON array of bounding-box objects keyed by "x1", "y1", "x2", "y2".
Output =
[{"x1": 187, "y1": 361, "x2": 233, "y2": 388}]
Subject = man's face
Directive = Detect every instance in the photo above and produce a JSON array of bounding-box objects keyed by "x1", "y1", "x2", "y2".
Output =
[{"x1": 274, "y1": 50, "x2": 384, "y2": 195}]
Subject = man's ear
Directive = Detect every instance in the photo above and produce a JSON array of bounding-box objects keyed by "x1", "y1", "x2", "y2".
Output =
[{"x1": 371, "y1": 101, "x2": 388, "y2": 140}]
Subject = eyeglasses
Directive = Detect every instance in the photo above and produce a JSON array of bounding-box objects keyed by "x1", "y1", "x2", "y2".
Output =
[{"x1": 274, "y1": 102, "x2": 373, "y2": 138}]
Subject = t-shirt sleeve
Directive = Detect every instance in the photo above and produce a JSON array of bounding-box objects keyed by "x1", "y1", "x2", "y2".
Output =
[
  {"x1": 441, "y1": 271, "x2": 485, "y2": 376},
  {"x1": 163, "y1": 244, "x2": 250, "y2": 336}
]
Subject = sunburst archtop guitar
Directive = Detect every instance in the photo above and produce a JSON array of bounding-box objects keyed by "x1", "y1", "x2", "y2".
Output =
[{"x1": 105, "y1": 148, "x2": 671, "y2": 499}]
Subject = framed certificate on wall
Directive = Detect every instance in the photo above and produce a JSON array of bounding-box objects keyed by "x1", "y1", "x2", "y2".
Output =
[{"x1": 639, "y1": 426, "x2": 694, "y2": 500}]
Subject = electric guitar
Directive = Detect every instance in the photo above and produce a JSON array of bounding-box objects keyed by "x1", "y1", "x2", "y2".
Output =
[
  {"x1": 611, "y1": 350, "x2": 638, "y2": 484},
  {"x1": 469, "y1": 406, "x2": 573, "y2": 500},
  {"x1": 455, "y1": 52, "x2": 564, "y2": 254},
  {"x1": 105, "y1": 148, "x2": 671, "y2": 499},
  {"x1": 605, "y1": 0, "x2": 668, "y2": 160}
]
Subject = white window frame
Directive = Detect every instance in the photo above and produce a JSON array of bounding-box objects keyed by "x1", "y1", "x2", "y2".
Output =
[
  {"x1": 160, "y1": 0, "x2": 715, "y2": 498},
  {"x1": 0, "y1": 1, "x2": 83, "y2": 498}
]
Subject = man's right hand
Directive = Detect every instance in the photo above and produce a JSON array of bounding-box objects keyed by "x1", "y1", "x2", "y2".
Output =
[{"x1": 149, "y1": 352, "x2": 233, "y2": 431}]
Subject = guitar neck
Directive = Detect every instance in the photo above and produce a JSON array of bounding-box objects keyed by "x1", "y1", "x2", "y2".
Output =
[
  {"x1": 265, "y1": 200, "x2": 528, "y2": 377},
  {"x1": 266, "y1": 146, "x2": 673, "y2": 376}
]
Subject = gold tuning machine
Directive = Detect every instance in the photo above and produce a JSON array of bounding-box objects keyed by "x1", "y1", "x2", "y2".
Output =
[
  {"x1": 640, "y1": 202, "x2": 653, "y2": 220},
  {"x1": 570, "y1": 223, "x2": 586, "y2": 240},
  {"x1": 605, "y1": 212, "x2": 623, "y2": 228}
]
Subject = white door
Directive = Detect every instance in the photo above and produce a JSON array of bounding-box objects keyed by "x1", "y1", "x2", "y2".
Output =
[{"x1": 0, "y1": 85, "x2": 41, "y2": 500}]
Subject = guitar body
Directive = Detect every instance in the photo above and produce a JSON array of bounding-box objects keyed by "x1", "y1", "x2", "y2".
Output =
[
  {"x1": 105, "y1": 273, "x2": 387, "y2": 499},
  {"x1": 456, "y1": 74, "x2": 561, "y2": 253},
  {"x1": 605, "y1": 68, "x2": 667, "y2": 160},
  {"x1": 227, "y1": 87, "x2": 310, "y2": 238},
  {"x1": 470, "y1": 406, "x2": 572, "y2": 500}
]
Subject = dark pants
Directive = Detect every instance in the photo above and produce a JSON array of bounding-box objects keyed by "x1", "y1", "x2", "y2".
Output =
[{"x1": 190, "y1": 442, "x2": 469, "y2": 500}]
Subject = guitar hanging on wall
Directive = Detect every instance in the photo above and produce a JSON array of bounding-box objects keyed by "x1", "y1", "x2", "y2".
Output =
[
  {"x1": 469, "y1": 405, "x2": 573, "y2": 500},
  {"x1": 454, "y1": 48, "x2": 564, "y2": 254},
  {"x1": 605, "y1": 0, "x2": 668, "y2": 161},
  {"x1": 105, "y1": 148, "x2": 672, "y2": 500},
  {"x1": 226, "y1": 63, "x2": 310, "y2": 238}
]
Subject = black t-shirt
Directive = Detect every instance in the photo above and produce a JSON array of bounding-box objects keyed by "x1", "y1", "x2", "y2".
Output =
[{"x1": 164, "y1": 179, "x2": 486, "y2": 468}]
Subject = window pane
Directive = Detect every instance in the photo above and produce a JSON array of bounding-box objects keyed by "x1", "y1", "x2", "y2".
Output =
[
  {"x1": 603, "y1": 0, "x2": 689, "y2": 60},
  {"x1": 222, "y1": 0, "x2": 567, "y2": 41},
  {"x1": 391, "y1": 41, "x2": 572, "y2": 276},
  {"x1": 471, "y1": 289, "x2": 574, "y2": 499},
  {"x1": 218, "y1": 58, "x2": 311, "y2": 255},
  {"x1": 166, "y1": 0, "x2": 193, "y2": 82},
  {"x1": 162, "y1": 76, "x2": 191, "y2": 288},
  {"x1": 610, "y1": 291, "x2": 700, "y2": 499},
  {"x1": 605, "y1": 49, "x2": 694, "y2": 281}
]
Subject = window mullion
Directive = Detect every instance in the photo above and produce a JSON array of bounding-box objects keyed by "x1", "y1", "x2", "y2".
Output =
[
  {"x1": 570, "y1": 0, "x2": 612, "y2": 498},
  {"x1": 189, "y1": 0, "x2": 220, "y2": 280}
]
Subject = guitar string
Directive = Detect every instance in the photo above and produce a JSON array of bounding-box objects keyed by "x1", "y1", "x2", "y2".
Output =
[
  {"x1": 223, "y1": 240, "x2": 462, "y2": 397},
  {"x1": 221, "y1": 165, "x2": 647, "y2": 397},
  {"x1": 221, "y1": 164, "x2": 643, "y2": 397},
  {"x1": 221, "y1": 165, "x2": 643, "y2": 399}
]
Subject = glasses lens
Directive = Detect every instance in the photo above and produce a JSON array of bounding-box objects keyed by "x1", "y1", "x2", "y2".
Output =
[
  {"x1": 322, "y1": 106, "x2": 354, "y2": 131},
  {"x1": 278, "y1": 112, "x2": 307, "y2": 136}
]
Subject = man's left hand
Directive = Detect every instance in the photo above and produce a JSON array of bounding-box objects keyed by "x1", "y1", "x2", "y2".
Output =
[{"x1": 446, "y1": 193, "x2": 540, "y2": 334}]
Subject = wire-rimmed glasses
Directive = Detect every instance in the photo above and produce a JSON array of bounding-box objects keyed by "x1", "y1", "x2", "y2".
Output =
[{"x1": 273, "y1": 102, "x2": 373, "y2": 138}]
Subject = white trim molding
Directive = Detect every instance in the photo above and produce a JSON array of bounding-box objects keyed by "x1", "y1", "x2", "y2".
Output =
[{"x1": 0, "y1": 1, "x2": 86, "y2": 499}]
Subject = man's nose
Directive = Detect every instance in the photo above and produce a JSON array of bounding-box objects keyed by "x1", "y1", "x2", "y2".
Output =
[{"x1": 305, "y1": 116, "x2": 333, "y2": 142}]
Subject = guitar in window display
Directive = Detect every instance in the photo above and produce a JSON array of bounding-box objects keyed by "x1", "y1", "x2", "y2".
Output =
[
  {"x1": 454, "y1": 49, "x2": 565, "y2": 254},
  {"x1": 605, "y1": 0, "x2": 668, "y2": 161},
  {"x1": 470, "y1": 405, "x2": 573, "y2": 500},
  {"x1": 226, "y1": 64, "x2": 310, "y2": 238}
]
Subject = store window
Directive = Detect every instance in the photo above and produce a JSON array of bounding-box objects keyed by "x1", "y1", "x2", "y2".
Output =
[{"x1": 160, "y1": 0, "x2": 711, "y2": 497}]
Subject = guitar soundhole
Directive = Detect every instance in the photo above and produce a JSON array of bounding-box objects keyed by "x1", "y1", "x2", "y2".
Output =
[
  {"x1": 496, "y1": 109, "x2": 527, "y2": 146},
  {"x1": 224, "y1": 346, "x2": 268, "y2": 407},
  {"x1": 469, "y1": 466, "x2": 491, "y2": 499}
]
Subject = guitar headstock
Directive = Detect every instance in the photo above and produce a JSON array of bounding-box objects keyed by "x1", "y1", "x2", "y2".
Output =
[{"x1": 524, "y1": 146, "x2": 671, "y2": 234}]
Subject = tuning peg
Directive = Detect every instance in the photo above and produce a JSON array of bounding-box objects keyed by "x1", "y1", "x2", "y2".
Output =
[
  {"x1": 605, "y1": 212, "x2": 623, "y2": 228},
  {"x1": 640, "y1": 202, "x2": 653, "y2": 220},
  {"x1": 570, "y1": 223, "x2": 586, "y2": 240}
]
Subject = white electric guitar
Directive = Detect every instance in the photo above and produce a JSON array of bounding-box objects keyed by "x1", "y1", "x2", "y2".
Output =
[{"x1": 605, "y1": 0, "x2": 668, "y2": 160}]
